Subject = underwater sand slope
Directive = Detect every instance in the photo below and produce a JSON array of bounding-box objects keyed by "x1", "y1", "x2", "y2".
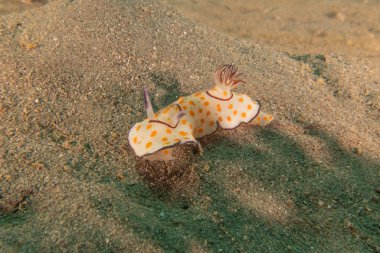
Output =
[{"x1": 0, "y1": 0, "x2": 379, "y2": 252}]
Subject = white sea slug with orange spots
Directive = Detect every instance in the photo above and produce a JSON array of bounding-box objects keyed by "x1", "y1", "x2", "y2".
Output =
[{"x1": 128, "y1": 65, "x2": 273, "y2": 161}]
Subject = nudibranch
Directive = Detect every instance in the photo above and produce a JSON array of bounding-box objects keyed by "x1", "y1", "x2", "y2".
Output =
[{"x1": 128, "y1": 65, "x2": 273, "y2": 161}]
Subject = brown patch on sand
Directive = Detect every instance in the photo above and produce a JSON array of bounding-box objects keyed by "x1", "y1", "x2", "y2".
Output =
[
  {"x1": 0, "y1": 187, "x2": 35, "y2": 214},
  {"x1": 135, "y1": 145, "x2": 199, "y2": 195},
  {"x1": 19, "y1": 36, "x2": 37, "y2": 49}
]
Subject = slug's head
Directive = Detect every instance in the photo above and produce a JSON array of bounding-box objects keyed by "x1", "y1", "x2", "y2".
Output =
[{"x1": 128, "y1": 88, "x2": 197, "y2": 160}]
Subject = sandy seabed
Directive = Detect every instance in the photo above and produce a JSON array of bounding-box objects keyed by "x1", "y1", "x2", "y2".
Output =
[{"x1": 0, "y1": 0, "x2": 379, "y2": 252}]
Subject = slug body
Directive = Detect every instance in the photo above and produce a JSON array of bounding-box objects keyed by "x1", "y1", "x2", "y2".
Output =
[{"x1": 128, "y1": 65, "x2": 273, "y2": 161}]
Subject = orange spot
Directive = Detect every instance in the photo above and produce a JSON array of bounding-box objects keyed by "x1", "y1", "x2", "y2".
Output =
[
  {"x1": 174, "y1": 138, "x2": 180, "y2": 142},
  {"x1": 217, "y1": 107, "x2": 222, "y2": 112},
  {"x1": 269, "y1": 115, "x2": 273, "y2": 120},
  {"x1": 223, "y1": 91, "x2": 228, "y2": 96},
  {"x1": 166, "y1": 129, "x2": 172, "y2": 134},
  {"x1": 179, "y1": 131, "x2": 188, "y2": 136},
  {"x1": 189, "y1": 110, "x2": 195, "y2": 117},
  {"x1": 198, "y1": 108, "x2": 203, "y2": 113},
  {"x1": 197, "y1": 128, "x2": 204, "y2": 133},
  {"x1": 263, "y1": 116, "x2": 268, "y2": 121},
  {"x1": 162, "y1": 137, "x2": 168, "y2": 142},
  {"x1": 239, "y1": 97, "x2": 244, "y2": 103},
  {"x1": 195, "y1": 92, "x2": 202, "y2": 97},
  {"x1": 207, "y1": 111, "x2": 211, "y2": 116},
  {"x1": 200, "y1": 96, "x2": 206, "y2": 100},
  {"x1": 200, "y1": 118, "x2": 205, "y2": 124},
  {"x1": 146, "y1": 124, "x2": 152, "y2": 130},
  {"x1": 218, "y1": 116, "x2": 223, "y2": 122},
  {"x1": 228, "y1": 104, "x2": 233, "y2": 109},
  {"x1": 209, "y1": 121, "x2": 215, "y2": 126},
  {"x1": 145, "y1": 142, "x2": 152, "y2": 149},
  {"x1": 189, "y1": 100, "x2": 195, "y2": 106},
  {"x1": 227, "y1": 116, "x2": 231, "y2": 122},
  {"x1": 178, "y1": 97, "x2": 184, "y2": 104},
  {"x1": 136, "y1": 125, "x2": 141, "y2": 131},
  {"x1": 257, "y1": 116, "x2": 261, "y2": 121},
  {"x1": 133, "y1": 136, "x2": 138, "y2": 144},
  {"x1": 183, "y1": 106, "x2": 188, "y2": 110},
  {"x1": 241, "y1": 112, "x2": 247, "y2": 118},
  {"x1": 217, "y1": 103, "x2": 221, "y2": 108},
  {"x1": 163, "y1": 149, "x2": 170, "y2": 155},
  {"x1": 189, "y1": 124, "x2": 193, "y2": 130},
  {"x1": 163, "y1": 108, "x2": 170, "y2": 114},
  {"x1": 247, "y1": 104, "x2": 252, "y2": 110},
  {"x1": 150, "y1": 130, "x2": 157, "y2": 137},
  {"x1": 233, "y1": 110, "x2": 237, "y2": 115},
  {"x1": 257, "y1": 122, "x2": 261, "y2": 126},
  {"x1": 181, "y1": 119, "x2": 187, "y2": 124},
  {"x1": 204, "y1": 101, "x2": 209, "y2": 106}
]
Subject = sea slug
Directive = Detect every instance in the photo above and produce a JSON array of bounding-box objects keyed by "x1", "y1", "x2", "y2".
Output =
[{"x1": 128, "y1": 65, "x2": 273, "y2": 161}]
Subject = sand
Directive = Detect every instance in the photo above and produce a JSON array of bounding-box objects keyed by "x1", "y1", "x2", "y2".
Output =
[{"x1": 0, "y1": 0, "x2": 379, "y2": 252}]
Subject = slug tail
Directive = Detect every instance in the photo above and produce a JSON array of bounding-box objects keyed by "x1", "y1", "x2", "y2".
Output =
[{"x1": 249, "y1": 111, "x2": 273, "y2": 126}]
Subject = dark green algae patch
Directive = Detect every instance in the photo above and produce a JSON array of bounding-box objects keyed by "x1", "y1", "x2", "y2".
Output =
[{"x1": 1, "y1": 127, "x2": 379, "y2": 252}]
